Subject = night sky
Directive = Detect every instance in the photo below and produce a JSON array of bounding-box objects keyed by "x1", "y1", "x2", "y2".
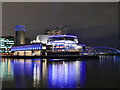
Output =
[{"x1": 2, "y1": 2, "x2": 118, "y2": 48}]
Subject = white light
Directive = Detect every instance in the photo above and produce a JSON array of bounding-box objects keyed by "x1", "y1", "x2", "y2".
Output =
[
  {"x1": 42, "y1": 46, "x2": 46, "y2": 50},
  {"x1": 100, "y1": 52, "x2": 104, "y2": 54},
  {"x1": 76, "y1": 45, "x2": 82, "y2": 50}
]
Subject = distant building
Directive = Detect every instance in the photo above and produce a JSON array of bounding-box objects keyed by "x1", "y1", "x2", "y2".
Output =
[
  {"x1": 0, "y1": 36, "x2": 14, "y2": 53},
  {"x1": 25, "y1": 38, "x2": 30, "y2": 44},
  {"x1": 15, "y1": 25, "x2": 25, "y2": 45}
]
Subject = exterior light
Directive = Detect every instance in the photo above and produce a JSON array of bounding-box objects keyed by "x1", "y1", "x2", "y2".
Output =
[{"x1": 42, "y1": 46, "x2": 46, "y2": 50}]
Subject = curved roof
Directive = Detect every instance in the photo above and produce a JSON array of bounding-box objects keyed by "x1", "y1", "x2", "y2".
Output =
[{"x1": 48, "y1": 35, "x2": 77, "y2": 38}]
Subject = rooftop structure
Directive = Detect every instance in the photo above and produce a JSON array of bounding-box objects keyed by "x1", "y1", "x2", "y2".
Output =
[
  {"x1": 45, "y1": 26, "x2": 67, "y2": 35},
  {"x1": 15, "y1": 25, "x2": 25, "y2": 31},
  {"x1": 30, "y1": 35, "x2": 50, "y2": 44}
]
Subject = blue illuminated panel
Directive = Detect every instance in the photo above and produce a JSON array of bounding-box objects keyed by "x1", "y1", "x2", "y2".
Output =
[
  {"x1": 15, "y1": 25, "x2": 25, "y2": 31},
  {"x1": 11, "y1": 44, "x2": 42, "y2": 51},
  {"x1": 79, "y1": 44, "x2": 86, "y2": 47}
]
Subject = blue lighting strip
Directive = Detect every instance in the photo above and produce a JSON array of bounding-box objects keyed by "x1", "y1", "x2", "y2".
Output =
[
  {"x1": 79, "y1": 44, "x2": 86, "y2": 46},
  {"x1": 15, "y1": 25, "x2": 25, "y2": 31},
  {"x1": 49, "y1": 35, "x2": 77, "y2": 38},
  {"x1": 93, "y1": 46, "x2": 120, "y2": 52},
  {"x1": 11, "y1": 44, "x2": 42, "y2": 51},
  {"x1": 50, "y1": 42, "x2": 77, "y2": 44}
]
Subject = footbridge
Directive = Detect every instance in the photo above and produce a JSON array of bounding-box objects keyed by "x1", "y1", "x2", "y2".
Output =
[{"x1": 91, "y1": 46, "x2": 120, "y2": 55}]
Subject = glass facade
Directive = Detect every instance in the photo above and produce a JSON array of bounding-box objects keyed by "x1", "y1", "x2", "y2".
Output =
[
  {"x1": 47, "y1": 35, "x2": 81, "y2": 52},
  {"x1": 0, "y1": 36, "x2": 14, "y2": 53}
]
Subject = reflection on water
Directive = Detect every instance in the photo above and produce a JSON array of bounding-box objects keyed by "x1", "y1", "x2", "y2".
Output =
[
  {"x1": 0, "y1": 55, "x2": 119, "y2": 88},
  {"x1": 47, "y1": 60, "x2": 86, "y2": 88},
  {"x1": 33, "y1": 60, "x2": 41, "y2": 88},
  {"x1": 0, "y1": 58, "x2": 14, "y2": 81}
]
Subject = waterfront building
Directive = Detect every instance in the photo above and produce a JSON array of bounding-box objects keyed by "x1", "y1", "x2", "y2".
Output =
[
  {"x1": 36, "y1": 35, "x2": 50, "y2": 44},
  {"x1": 15, "y1": 25, "x2": 25, "y2": 45},
  {"x1": 12, "y1": 25, "x2": 85, "y2": 56},
  {"x1": 11, "y1": 43, "x2": 47, "y2": 56},
  {"x1": 30, "y1": 35, "x2": 50, "y2": 44},
  {"x1": 47, "y1": 35, "x2": 82, "y2": 52},
  {"x1": 0, "y1": 36, "x2": 14, "y2": 55},
  {"x1": 11, "y1": 34, "x2": 84, "y2": 56}
]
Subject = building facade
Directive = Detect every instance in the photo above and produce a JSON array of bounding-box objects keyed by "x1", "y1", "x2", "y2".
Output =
[
  {"x1": 47, "y1": 35, "x2": 82, "y2": 52},
  {"x1": 15, "y1": 25, "x2": 25, "y2": 45},
  {"x1": 0, "y1": 36, "x2": 14, "y2": 55},
  {"x1": 11, "y1": 43, "x2": 47, "y2": 56}
]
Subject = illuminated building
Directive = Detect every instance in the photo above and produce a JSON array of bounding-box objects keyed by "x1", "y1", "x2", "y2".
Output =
[
  {"x1": 26, "y1": 34, "x2": 84, "y2": 56},
  {"x1": 31, "y1": 35, "x2": 50, "y2": 44},
  {"x1": 11, "y1": 43, "x2": 44, "y2": 56},
  {"x1": 47, "y1": 35, "x2": 82, "y2": 52},
  {"x1": 15, "y1": 25, "x2": 25, "y2": 45},
  {"x1": 0, "y1": 36, "x2": 14, "y2": 54},
  {"x1": 12, "y1": 24, "x2": 86, "y2": 56}
]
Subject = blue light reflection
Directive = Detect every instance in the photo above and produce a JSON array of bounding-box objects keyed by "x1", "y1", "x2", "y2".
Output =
[
  {"x1": 0, "y1": 58, "x2": 86, "y2": 88},
  {"x1": 48, "y1": 61, "x2": 86, "y2": 88}
]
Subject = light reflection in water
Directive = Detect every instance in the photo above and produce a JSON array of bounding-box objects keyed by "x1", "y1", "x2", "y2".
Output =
[
  {"x1": 0, "y1": 56, "x2": 119, "y2": 88},
  {"x1": 6, "y1": 56, "x2": 120, "y2": 88},
  {"x1": 47, "y1": 60, "x2": 86, "y2": 88},
  {"x1": 33, "y1": 63, "x2": 41, "y2": 88},
  {"x1": 8, "y1": 59, "x2": 14, "y2": 81},
  {"x1": 0, "y1": 58, "x2": 86, "y2": 88},
  {"x1": 0, "y1": 58, "x2": 14, "y2": 81}
]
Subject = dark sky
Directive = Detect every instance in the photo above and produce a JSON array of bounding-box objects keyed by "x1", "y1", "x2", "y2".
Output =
[{"x1": 2, "y1": 2, "x2": 118, "y2": 48}]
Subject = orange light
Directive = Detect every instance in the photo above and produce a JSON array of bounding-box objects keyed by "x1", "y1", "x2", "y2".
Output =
[
  {"x1": 8, "y1": 60, "x2": 10, "y2": 75},
  {"x1": 58, "y1": 50, "x2": 61, "y2": 52}
]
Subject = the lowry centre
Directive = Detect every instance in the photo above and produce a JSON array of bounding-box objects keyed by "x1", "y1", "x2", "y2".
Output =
[{"x1": 11, "y1": 25, "x2": 86, "y2": 57}]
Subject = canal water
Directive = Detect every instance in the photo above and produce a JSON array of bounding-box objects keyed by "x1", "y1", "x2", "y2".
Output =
[{"x1": 0, "y1": 55, "x2": 119, "y2": 88}]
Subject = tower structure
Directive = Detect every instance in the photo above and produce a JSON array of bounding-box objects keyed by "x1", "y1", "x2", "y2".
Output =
[{"x1": 15, "y1": 25, "x2": 25, "y2": 45}]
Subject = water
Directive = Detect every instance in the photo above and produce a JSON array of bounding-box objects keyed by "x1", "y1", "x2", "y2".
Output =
[{"x1": 0, "y1": 55, "x2": 119, "y2": 88}]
